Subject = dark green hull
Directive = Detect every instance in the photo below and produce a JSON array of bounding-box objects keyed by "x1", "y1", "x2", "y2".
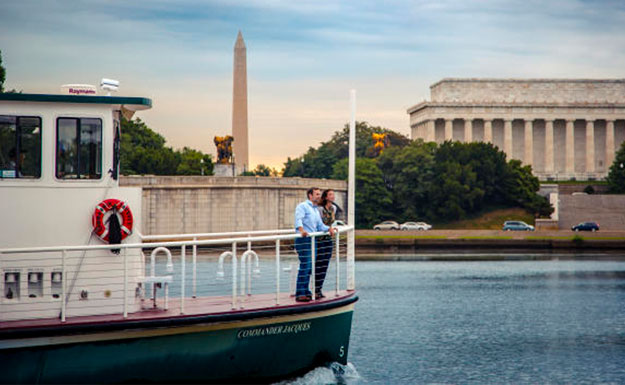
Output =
[{"x1": 1, "y1": 299, "x2": 355, "y2": 384}]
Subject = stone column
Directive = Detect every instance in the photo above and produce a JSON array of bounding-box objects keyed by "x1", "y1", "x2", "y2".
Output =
[
  {"x1": 484, "y1": 119, "x2": 493, "y2": 143},
  {"x1": 544, "y1": 119, "x2": 554, "y2": 173},
  {"x1": 445, "y1": 119, "x2": 453, "y2": 141},
  {"x1": 426, "y1": 120, "x2": 436, "y2": 142},
  {"x1": 565, "y1": 120, "x2": 575, "y2": 174},
  {"x1": 585, "y1": 120, "x2": 595, "y2": 173},
  {"x1": 606, "y1": 120, "x2": 615, "y2": 169},
  {"x1": 524, "y1": 119, "x2": 533, "y2": 166},
  {"x1": 464, "y1": 119, "x2": 472, "y2": 142},
  {"x1": 504, "y1": 119, "x2": 513, "y2": 159}
]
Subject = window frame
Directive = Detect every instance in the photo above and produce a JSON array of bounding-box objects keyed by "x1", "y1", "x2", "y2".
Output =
[
  {"x1": 55, "y1": 117, "x2": 103, "y2": 180},
  {"x1": 0, "y1": 115, "x2": 42, "y2": 180}
]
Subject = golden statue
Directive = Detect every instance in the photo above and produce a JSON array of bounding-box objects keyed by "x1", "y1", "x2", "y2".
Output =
[
  {"x1": 372, "y1": 133, "x2": 388, "y2": 156},
  {"x1": 214, "y1": 135, "x2": 234, "y2": 164}
]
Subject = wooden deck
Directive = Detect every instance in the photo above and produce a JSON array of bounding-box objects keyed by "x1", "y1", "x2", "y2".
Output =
[{"x1": 0, "y1": 291, "x2": 354, "y2": 332}]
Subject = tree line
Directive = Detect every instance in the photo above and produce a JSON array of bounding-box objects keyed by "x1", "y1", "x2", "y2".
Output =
[{"x1": 283, "y1": 122, "x2": 554, "y2": 228}]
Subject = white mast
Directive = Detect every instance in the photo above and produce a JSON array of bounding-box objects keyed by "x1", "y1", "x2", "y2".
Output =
[{"x1": 347, "y1": 90, "x2": 356, "y2": 291}]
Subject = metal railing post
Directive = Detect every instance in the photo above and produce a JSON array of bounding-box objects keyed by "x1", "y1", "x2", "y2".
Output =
[
  {"x1": 180, "y1": 246, "x2": 186, "y2": 315},
  {"x1": 275, "y1": 239, "x2": 280, "y2": 305},
  {"x1": 192, "y1": 238, "x2": 197, "y2": 298},
  {"x1": 335, "y1": 231, "x2": 340, "y2": 296},
  {"x1": 247, "y1": 255, "x2": 252, "y2": 296},
  {"x1": 311, "y1": 235, "x2": 316, "y2": 301},
  {"x1": 232, "y1": 242, "x2": 237, "y2": 310},
  {"x1": 61, "y1": 250, "x2": 66, "y2": 322},
  {"x1": 240, "y1": 253, "x2": 246, "y2": 297},
  {"x1": 123, "y1": 247, "x2": 128, "y2": 318},
  {"x1": 347, "y1": 228, "x2": 355, "y2": 291}
]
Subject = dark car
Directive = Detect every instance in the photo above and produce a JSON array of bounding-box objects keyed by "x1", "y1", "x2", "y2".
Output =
[
  {"x1": 502, "y1": 221, "x2": 535, "y2": 231},
  {"x1": 571, "y1": 222, "x2": 599, "y2": 232}
]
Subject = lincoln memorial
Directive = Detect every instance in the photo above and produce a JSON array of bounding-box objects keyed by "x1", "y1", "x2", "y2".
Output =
[{"x1": 408, "y1": 79, "x2": 625, "y2": 180}]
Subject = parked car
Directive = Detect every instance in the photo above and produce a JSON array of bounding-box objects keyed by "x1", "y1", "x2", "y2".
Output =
[
  {"x1": 502, "y1": 221, "x2": 535, "y2": 231},
  {"x1": 400, "y1": 221, "x2": 432, "y2": 231},
  {"x1": 571, "y1": 221, "x2": 599, "y2": 232},
  {"x1": 373, "y1": 221, "x2": 400, "y2": 230}
]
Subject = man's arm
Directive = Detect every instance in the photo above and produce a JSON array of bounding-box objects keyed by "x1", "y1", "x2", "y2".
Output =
[{"x1": 294, "y1": 204, "x2": 308, "y2": 237}]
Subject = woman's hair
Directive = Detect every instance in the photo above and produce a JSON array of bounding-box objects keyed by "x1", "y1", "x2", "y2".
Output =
[{"x1": 319, "y1": 189, "x2": 334, "y2": 208}]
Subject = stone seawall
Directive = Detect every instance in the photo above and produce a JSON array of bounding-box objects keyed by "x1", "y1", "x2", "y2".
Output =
[{"x1": 121, "y1": 176, "x2": 347, "y2": 235}]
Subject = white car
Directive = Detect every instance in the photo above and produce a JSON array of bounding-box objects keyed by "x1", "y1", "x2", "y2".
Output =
[
  {"x1": 400, "y1": 221, "x2": 432, "y2": 231},
  {"x1": 373, "y1": 221, "x2": 400, "y2": 230}
]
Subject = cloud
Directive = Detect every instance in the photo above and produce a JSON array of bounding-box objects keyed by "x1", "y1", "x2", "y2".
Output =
[{"x1": 2, "y1": 0, "x2": 625, "y2": 170}]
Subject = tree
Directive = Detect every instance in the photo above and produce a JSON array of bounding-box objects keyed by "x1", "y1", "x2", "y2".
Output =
[
  {"x1": 502, "y1": 159, "x2": 553, "y2": 217},
  {"x1": 282, "y1": 121, "x2": 410, "y2": 178},
  {"x1": 606, "y1": 142, "x2": 625, "y2": 193},
  {"x1": 332, "y1": 158, "x2": 392, "y2": 228},
  {"x1": 176, "y1": 147, "x2": 214, "y2": 175},
  {"x1": 120, "y1": 118, "x2": 213, "y2": 175},
  {"x1": 377, "y1": 140, "x2": 436, "y2": 221},
  {"x1": 0, "y1": 49, "x2": 6, "y2": 93},
  {"x1": 241, "y1": 164, "x2": 279, "y2": 176}
]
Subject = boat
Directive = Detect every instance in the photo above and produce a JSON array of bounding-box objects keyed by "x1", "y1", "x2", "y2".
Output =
[{"x1": 0, "y1": 87, "x2": 358, "y2": 383}]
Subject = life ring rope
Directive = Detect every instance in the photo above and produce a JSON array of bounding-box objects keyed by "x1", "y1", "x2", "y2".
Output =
[{"x1": 92, "y1": 198, "x2": 134, "y2": 242}]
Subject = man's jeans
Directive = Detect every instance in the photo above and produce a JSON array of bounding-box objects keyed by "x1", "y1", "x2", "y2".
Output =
[{"x1": 295, "y1": 237, "x2": 313, "y2": 297}]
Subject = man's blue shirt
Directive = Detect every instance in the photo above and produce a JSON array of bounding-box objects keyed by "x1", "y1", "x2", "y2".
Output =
[{"x1": 294, "y1": 200, "x2": 329, "y2": 233}]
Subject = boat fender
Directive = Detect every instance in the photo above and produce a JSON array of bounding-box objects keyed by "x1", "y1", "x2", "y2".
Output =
[{"x1": 92, "y1": 199, "x2": 134, "y2": 249}]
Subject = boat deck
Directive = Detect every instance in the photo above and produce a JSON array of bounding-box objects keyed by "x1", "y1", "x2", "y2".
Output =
[{"x1": 0, "y1": 291, "x2": 355, "y2": 332}]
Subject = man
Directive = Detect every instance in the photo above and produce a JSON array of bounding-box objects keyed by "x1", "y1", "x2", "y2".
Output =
[{"x1": 294, "y1": 187, "x2": 336, "y2": 302}]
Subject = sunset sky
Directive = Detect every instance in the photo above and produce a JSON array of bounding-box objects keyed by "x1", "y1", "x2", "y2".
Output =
[{"x1": 2, "y1": 0, "x2": 625, "y2": 170}]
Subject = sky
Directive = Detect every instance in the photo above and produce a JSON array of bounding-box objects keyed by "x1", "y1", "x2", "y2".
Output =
[{"x1": 1, "y1": 0, "x2": 625, "y2": 170}]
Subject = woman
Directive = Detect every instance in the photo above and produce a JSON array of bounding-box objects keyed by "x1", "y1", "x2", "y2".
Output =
[{"x1": 315, "y1": 189, "x2": 336, "y2": 299}]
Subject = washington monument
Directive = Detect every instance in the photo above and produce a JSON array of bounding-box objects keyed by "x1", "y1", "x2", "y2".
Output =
[{"x1": 232, "y1": 30, "x2": 249, "y2": 172}]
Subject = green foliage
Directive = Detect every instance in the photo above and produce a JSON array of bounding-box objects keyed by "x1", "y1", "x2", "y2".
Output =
[
  {"x1": 176, "y1": 147, "x2": 214, "y2": 175},
  {"x1": 332, "y1": 158, "x2": 392, "y2": 228},
  {"x1": 572, "y1": 235, "x2": 584, "y2": 245},
  {"x1": 0, "y1": 49, "x2": 6, "y2": 93},
  {"x1": 120, "y1": 118, "x2": 213, "y2": 176},
  {"x1": 282, "y1": 121, "x2": 410, "y2": 178},
  {"x1": 284, "y1": 119, "x2": 553, "y2": 227},
  {"x1": 377, "y1": 140, "x2": 436, "y2": 221},
  {"x1": 240, "y1": 164, "x2": 279, "y2": 176},
  {"x1": 606, "y1": 142, "x2": 625, "y2": 193},
  {"x1": 583, "y1": 185, "x2": 595, "y2": 194}
]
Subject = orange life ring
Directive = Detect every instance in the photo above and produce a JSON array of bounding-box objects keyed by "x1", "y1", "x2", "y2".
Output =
[{"x1": 92, "y1": 199, "x2": 133, "y2": 242}]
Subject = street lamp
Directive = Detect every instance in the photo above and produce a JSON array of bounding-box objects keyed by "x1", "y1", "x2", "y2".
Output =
[{"x1": 200, "y1": 158, "x2": 204, "y2": 176}]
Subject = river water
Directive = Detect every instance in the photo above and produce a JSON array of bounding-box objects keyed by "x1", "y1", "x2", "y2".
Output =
[{"x1": 287, "y1": 259, "x2": 625, "y2": 384}]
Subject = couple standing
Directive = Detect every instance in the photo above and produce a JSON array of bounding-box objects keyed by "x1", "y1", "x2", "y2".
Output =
[{"x1": 293, "y1": 187, "x2": 338, "y2": 302}]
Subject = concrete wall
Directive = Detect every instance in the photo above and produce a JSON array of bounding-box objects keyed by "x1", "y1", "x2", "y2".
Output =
[
  {"x1": 430, "y1": 78, "x2": 625, "y2": 104},
  {"x1": 557, "y1": 184, "x2": 609, "y2": 195},
  {"x1": 559, "y1": 194, "x2": 625, "y2": 230},
  {"x1": 120, "y1": 176, "x2": 347, "y2": 235}
]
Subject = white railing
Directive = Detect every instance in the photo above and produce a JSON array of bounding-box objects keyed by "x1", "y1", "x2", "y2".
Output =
[{"x1": 0, "y1": 226, "x2": 355, "y2": 322}]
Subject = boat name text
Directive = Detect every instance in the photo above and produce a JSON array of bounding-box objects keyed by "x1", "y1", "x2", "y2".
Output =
[{"x1": 237, "y1": 322, "x2": 311, "y2": 339}]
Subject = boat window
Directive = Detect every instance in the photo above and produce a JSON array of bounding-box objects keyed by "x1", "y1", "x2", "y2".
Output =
[
  {"x1": 56, "y1": 117, "x2": 102, "y2": 179},
  {"x1": 0, "y1": 115, "x2": 42, "y2": 179}
]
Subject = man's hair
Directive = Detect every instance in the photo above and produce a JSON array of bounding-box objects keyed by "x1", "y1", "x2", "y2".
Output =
[{"x1": 307, "y1": 187, "x2": 320, "y2": 199}]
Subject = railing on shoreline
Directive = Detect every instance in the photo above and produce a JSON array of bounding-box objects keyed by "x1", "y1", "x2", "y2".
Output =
[{"x1": 0, "y1": 226, "x2": 355, "y2": 323}]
